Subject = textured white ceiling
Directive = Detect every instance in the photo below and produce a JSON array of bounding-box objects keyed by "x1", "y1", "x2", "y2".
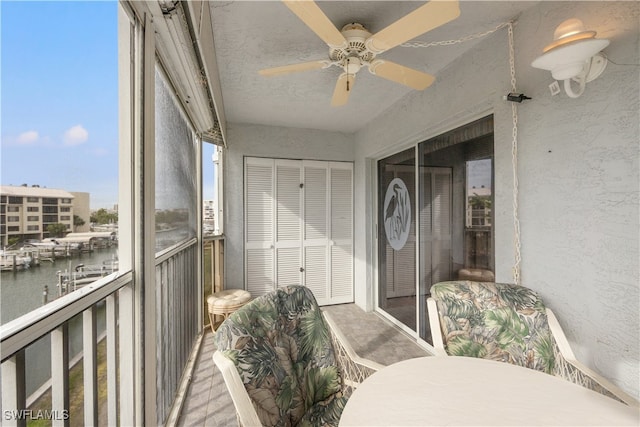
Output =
[{"x1": 209, "y1": 1, "x2": 538, "y2": 133}]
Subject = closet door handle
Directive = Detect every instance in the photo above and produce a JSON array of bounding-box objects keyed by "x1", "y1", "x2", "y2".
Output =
[{"x1": 300, "y1": 267, "x2": 305, "y2": 273}]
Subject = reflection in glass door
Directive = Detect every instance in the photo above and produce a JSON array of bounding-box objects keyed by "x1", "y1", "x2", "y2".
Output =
[
  {"x1": 418, "y1": 167, "x2": 453, "y2": 342},
  {"x1": 378, "y1": 148, "x2": 416, "y2": 332},
  {"x1": 417, "y1": 116, "x2": 494, "y2": 344}
]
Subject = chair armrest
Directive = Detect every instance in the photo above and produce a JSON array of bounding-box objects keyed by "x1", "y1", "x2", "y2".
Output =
[
  {"x1": 427, "y1": 297, "x2": 448, "y2": 357},
  {"x1": 213, "y1": 351, "x2": 263, "y2": 427},
  {"x1": 323, "y1": 311, "x2": 384, "y2": 392},
  {"x1": 547, "y1": 308, "x2": 639, "y2": 407}
]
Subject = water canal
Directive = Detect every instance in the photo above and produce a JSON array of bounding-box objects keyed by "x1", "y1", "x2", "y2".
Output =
[{"x1": 1, "y1": 247, "x2": 118, "y2": 400}]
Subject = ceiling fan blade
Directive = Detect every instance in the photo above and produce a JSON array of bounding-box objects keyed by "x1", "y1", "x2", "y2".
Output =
[
  {"x1": 282, "y1": 0, "x2": 347, "y2": 49},
  {"x1": 366, "y1": 0, "x2": 460, "y2": 54},
  {"x1": 369, "y1": 60, "x2": 435, "y2": 90},
  {"x1": 259, "y1": 60, "x2": 329, "y2": 77},
  {"x1": 331, "y1": 73, "x2": 355, "y2": 107}
]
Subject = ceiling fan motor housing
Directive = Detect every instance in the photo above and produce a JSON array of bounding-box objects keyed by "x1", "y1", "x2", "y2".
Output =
[{"x1": 330, "y1": 22, "x2": 375, "y2": 71}]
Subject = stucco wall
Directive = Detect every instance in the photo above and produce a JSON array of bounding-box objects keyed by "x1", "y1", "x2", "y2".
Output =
[
  {"x1": 223, "y1": 123, "x2": 355, "y2": 294},
  {"x1": 352, "y1": 1, "x2": 639, "y2": 398}
]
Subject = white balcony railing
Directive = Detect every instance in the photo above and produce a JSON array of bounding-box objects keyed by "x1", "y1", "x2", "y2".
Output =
[
  {"x1": 1, "y1": 271, "x2": 133, "y2": 427},
  {"x1": 154, "y1": 238, "x2": 199, "y2": 424},
  {"x1": 1, "y1": 239, "x2": 201, "y2": 426}
]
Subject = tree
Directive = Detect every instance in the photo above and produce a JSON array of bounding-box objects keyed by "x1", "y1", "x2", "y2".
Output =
[
  {"x1": 47, "y1": 223, "x2": 67, "y2": 237},
  {"x1": 90, "y1": 208, "x2": 118, "y2": 224},
  {"x1": 73, "y1": 215, "x2": 86, "y2": 231}
]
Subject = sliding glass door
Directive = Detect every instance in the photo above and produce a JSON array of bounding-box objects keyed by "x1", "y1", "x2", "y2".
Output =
[{"x1": 377, "y1": 116, "x2": 494, "y2": 344}]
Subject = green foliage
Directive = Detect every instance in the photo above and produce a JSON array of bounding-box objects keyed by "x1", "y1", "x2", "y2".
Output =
[
  {"x1": 90, "y1": 208, "x2": 118, "y2": 224},
  {"x1": 484, "y1": 308, "x2": 529, "y2": 349},
  {"x1": 496, "y1": 284, "x2": 538, "y2": 310},
  {"x1": 299, "y1": 307, "x2": 330, "y2": 361},
  {"x1": 7, "y1": 236, "x2": 21, "y2": 247},
  {"x1": 534, "y1": 334, "x2": 556, "y2": 374},
  {"x1": 448, "y1": 336, "x2": 488, "y2": 358},
  {"x1": 469, "y1": 193, "x2": 492, "y2": 209},
  {"x1": 46, "y1": 223, "x2": 67, "y2": 237},
  {"x1": 441, "y1": 295, "x2": 476, "y2": 321},
  {"x1": 305, "y1": 366, "x2": 341, "y2": 403},
  {"x1": 73, "y1": 215, "x2": 85, "y2": 229}
]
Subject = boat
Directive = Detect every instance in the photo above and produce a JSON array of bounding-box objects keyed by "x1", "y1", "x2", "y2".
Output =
[
  {"x1": 21, "y1": 239, "x2": 82, "y2": 258},
  {"x1": 0, "y1": 250, "x2": 33, "y2": 271},
  {"x1": 22, "y1": 238, "x2": 81, "y2": 250}
]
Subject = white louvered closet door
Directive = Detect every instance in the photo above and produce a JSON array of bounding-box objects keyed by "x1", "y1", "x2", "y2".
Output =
[
  {"x1": 245, "y1": 157, "x2": 275, "y2": 296},
  {"x1": 329, "y1": 162, "x2": 354, "y2": 304},
  {"x1": 302, "y1": 161, "x2": 329, "y2": 303},
  {"x1": 275, "y1": 160, "x2": 303, "y2": 288},
  {"x1": 245, "y1": 157, "x2": 353, "y2": 305}
]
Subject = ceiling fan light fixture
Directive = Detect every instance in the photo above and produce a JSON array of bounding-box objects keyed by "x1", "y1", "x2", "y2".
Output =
[{"x1": 344, "y1": 56, "x2": 362, "y2": 75}]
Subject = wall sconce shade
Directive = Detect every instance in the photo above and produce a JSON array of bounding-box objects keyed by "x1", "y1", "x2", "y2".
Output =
[
  {"x1": 531, "y1": 19, "x2": 609, "y2": 97},
  {"x1": 544, "y1": 18, "x2": 596, "y2": 53},
  {"x1": 532, "y1": 38, "x2": 609, "y2": 81}
]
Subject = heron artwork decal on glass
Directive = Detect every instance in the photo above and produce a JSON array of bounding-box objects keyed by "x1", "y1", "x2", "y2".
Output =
[{"x1": 383, "y1": 177, "x2": 411, "y2": 251}]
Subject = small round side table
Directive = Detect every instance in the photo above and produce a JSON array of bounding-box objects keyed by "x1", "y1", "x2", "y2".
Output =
[{"x1": 207, "y1": 289, "x2": 252, "y2": 333}]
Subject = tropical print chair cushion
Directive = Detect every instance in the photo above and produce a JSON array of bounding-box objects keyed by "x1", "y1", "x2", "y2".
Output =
[
  {"x1": 214, "y1": 285, "x2": 346, "y2": 427},
  {"x1": 431, "y1": 281, "x2": 556, "y2": 374}
]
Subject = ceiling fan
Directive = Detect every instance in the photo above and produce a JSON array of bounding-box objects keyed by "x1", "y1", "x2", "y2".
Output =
[{"x1": 259, "y1": 0, "x2": 460, "y2": 106}]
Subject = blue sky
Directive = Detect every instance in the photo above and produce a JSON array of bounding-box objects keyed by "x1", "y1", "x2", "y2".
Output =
[{"x1": 1, "y1": 1, "x2": 216, "y2": 209}]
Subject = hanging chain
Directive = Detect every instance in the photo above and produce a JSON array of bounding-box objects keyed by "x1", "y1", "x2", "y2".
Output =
[
  {"x1": 508, "y1": 22, "x2": 522, "y2": 286},
  {"x1": 404, "y1": 19, "x2": 522, "y2": 284},
  {"x1": 401, "y1": 22, "x2": 510, "y2": 48}
]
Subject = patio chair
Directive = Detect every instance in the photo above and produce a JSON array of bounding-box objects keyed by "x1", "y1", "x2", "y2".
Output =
[
  {"x1": 213, "y1": 285, "x2": 384, "y2": 426},
  {"x1": 427, "y1": 280, "x2": 639, "y2": 406}
]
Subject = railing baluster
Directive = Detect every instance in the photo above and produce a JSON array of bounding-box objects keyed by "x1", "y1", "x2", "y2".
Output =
[
  {"x1": 51, "y1": 324, "x2": 70, "y2": 427},
  {"x1": 118, "y1": 284, "x2": 135, "y2": 426},
  {"x1": 214, "y1": 239, "x2": 222, "y2": 293},
  {"x1": 83, "y1": 307, "x2": 98, "y2": 426},
  {"x1": 106, "y1": 293, "x2": 118, "y2": 426},
  {"x1": 1, "y1": 351, "x2": 26, "y2": 427}
]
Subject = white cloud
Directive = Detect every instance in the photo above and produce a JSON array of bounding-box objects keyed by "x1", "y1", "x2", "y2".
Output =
[
  {"x1": 63, "y1": 125, "x2": 89, "y2": 146},
  {"x1": 17, "y1": 130, "x2": 39, "y2": 145}
]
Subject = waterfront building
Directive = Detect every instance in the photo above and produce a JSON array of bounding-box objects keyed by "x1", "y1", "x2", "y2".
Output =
[
  {"x1": 70, "y1": 192, "x2": 91, "y2": 233},
  {"x1": 203, "y1": 199, "x2": 214, "y2": 221},
  {"x1": 0, "y1": 185, "x2": 90, "y2": 246}
]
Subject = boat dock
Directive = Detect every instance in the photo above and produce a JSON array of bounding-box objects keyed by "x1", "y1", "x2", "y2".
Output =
[{"x1": 2, "y1": 232, "x2": 117, "y2": 272}]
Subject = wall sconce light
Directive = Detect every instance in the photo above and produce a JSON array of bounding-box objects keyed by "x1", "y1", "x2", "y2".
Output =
[{"x1": 531, "y1": 18, "x2": 609, "y2": 98}]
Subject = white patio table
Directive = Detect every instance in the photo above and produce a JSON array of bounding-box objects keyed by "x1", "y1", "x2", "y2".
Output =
[{"x1": 339, "y1": 356, "x2": 639, "y2": 426}]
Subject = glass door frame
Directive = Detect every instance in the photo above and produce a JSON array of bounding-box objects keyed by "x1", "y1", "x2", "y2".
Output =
[{"x1": 376, "y1": 147, "x2": 420, "y2": 336}]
